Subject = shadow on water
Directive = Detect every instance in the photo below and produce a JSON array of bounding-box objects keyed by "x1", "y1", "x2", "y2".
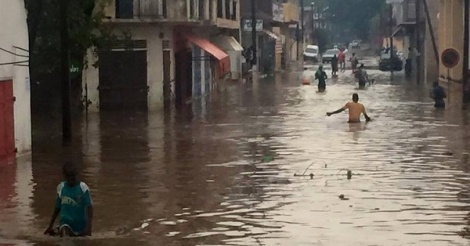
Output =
[{"x1": 4, "y1": 69, "x2": 470, "y2": 245}]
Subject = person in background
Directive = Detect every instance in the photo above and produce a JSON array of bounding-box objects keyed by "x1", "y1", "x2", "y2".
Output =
[
  {"x1": 331, "y1": 54, "x2": 339, "y2": 77},
  {"x1": 315, "y1": 65, "x2": 328, "y2": 92},
  {"x1": 44, "y1": 163, "x2": 93, "y2": 237},
  {"x1": 355, "y1": 64, "x2": 369, "y2": 89},
  {"x1": 430, "y1": 81, "x2": 446, "y2": 108},
  {"x1": 349, "y1": 53, "x2": 358, "y2": 73},
  {"x1": 327, "y1": 93, "x2": 371, "y2": 123},
  {"x1": 338, "y1": 49, "x2": 346, "y2": 71}
]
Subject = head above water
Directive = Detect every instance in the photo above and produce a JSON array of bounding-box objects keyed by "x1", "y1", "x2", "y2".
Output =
[
  {"x1": 319, "y1": 65, "x2": 323, "y2": 70},
  {"x1": 352, "y1": 93, "x2": 359, "y2": 102},
  {"x1": 433, "y1": 81, "x2": 439, "y2": 87},
  {"x1": 63, "y1": 162, "x2": 79, "y2": 186}
]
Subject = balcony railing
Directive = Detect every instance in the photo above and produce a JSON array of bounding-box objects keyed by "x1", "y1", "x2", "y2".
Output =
[
  {"x1": 395, "y1": 0, "x2": 416, "y2": 24},
  {"x1": 116, "y1": 0, "x2": 167, "y2": 19}
]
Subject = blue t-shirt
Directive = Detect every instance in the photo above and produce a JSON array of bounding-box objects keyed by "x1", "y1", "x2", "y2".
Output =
[{"x1": 55, "y1": 182, "x2": 93, "y2": 233}]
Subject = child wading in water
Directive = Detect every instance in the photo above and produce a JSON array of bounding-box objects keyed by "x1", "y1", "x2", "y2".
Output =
[{"x1": 44, "y1": 163, "x2": 93, "y2": 237}]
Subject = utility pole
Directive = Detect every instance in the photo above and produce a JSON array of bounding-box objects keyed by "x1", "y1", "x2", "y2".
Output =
[
  {"x1": 463, "y1": 0, "x2": 470, "y2": 106},
  {"x1": 300, "y1": 0, "x2": 305, "y2": 52},
  {"x1": 415, "y1": 0, "x2": 421, "y2": 84},
  {"x1": 389, "y1": 3, "x2": 394, "y2": 79},
  {"x1": 422, "y1": 0, "x2": 439, "y2": 65},
  {"x1": 311, "y1": 2, "x2": 315, "y2": 45},
  {"x1": 251, "y1": 0, "x2": 257, "y2": 70},
  {"x1": 296, "y1": 23, "x2": 300, "y2": 60},
  {"x1": 60, "y1": 0, "x2": 72, "y2": 145}
]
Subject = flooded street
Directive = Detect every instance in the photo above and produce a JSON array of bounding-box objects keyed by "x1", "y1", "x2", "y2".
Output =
[{"x1": 3, "y1": 67, "x2": 470, "y2": 245}]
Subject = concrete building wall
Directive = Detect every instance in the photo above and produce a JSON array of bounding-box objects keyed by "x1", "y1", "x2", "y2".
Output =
[
  {"x1": 423, "y1": 0, "x2": 440, "y2": 83},
  {"x1": 438, "y1": 0, "x2": 464, "y2": 87},
  {"x1": 0, "y1": 0, "x2": 31, "y2": 154},
  {"x1": 83, "y1": 26, "x2": 174, "y2": 111}
]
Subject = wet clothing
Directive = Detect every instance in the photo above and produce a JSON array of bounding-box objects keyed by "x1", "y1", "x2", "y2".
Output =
[
  {"x1": 342, "y1": 102, "x2": 367, "y2": 122},
  {"x1": 350, "y1": 56, "x2": 358, "y2": 70},
  {"x1": 356, "y1": 68, "x2": 368, "y2": 88},
  {"x1": 315, "y1": 69, "x2": 328, "y2": 91},
  {"x1": 338, "y1": 52, "x2": 346, "y2": 71},
  {"x1": 431, "y1": 85, "x2": 446, "y2": 108},
  {"x1": 55, "y1": 182, "x2": 93, "y2": 234},
  {"x1": 331, "y1": 57, "x2": 339, "y2": 73}
]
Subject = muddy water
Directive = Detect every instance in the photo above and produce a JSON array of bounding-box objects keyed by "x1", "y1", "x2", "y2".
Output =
[{"x1": 2, "y1": 69, "x2": 470, "y2": 245}]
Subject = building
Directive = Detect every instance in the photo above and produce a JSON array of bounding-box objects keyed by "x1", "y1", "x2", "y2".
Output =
[
  {"x1": 389, "y1": 0, "x2": 439, "y2": 83},
  {"x1": 282, "y1": 0, "x2": 301, "y2": 63},
  {"x1": 437, "y1": 0, "x2": 466, "y2": 106},
  {"x1": 83, "y1": 0, "x2": 241, "y2": 111},
  {"x1": 240, "y1": 0, "x2": 283, "y2": 75},
  {"x1": 0, "y1": 0, "x2": 31, "y2": 158}
]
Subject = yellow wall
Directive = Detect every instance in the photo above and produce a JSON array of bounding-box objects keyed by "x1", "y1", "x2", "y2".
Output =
[
  {"x1": 438, "y1": 0, "x2": 464, "y2": 84},
  {"x1": 382, "y1": 37, "x2": 405, "y2": 52},
  {"x1": 283, "y1": 2, "x2": 299, "y2": 22}
]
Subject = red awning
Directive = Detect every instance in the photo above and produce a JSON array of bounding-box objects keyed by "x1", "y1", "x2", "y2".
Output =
[
  {"x1": 183, "y1": 34, "x2": 231, "y2": 77},
  {"x1": 184, "y1": 34, "x2": 229, "y2": 61}
]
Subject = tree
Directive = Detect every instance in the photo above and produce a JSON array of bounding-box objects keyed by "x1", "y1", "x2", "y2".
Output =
[
  {"x1": 24, "y1": 0, "x2": 115, "y2": 112},
  {"x1": 305, "y1": 0, "x2": 386, "y2": 41}
]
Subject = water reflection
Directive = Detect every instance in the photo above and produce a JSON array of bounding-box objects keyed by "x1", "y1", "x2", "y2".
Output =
[{"x1": 3, "y1": 70, "x2": 470, "y2": 245}]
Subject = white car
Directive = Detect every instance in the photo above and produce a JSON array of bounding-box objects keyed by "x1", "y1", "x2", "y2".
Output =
[
  {"x1": 350, "y1": 40, "x2": 361, "y2": 49},
  {"x1": 303, "y1": 45, "x2": 319, "y2": 62}
]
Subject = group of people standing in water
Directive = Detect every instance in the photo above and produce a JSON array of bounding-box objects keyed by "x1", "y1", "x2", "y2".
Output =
[{"x1": 306, "y1": 52, "x2": 370, "y2": 92}]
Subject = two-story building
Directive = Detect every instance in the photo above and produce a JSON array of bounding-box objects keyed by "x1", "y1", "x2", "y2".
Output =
[
  {"x1": 282, "y1": 0, "x2": 300, "y2": 63},
  {"x1": 389, "y1": 0, "x2": 439, "y2": 83},
  {"x1": 0, "y1": 0, "x2": 31, "y2": 159},
  {"x1": 437, "y1": 0, "x2": 466, "y2": 106},
  {"x1": 83, "y1": 0, "x2": 241, "y2": 110},
  {"x1": 240, "y1": 0, "x2": 283, "y2": 75}
]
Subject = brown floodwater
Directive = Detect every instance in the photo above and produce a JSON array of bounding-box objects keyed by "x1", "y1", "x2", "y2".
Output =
[{"x1": 2, "y1": 68, "x2": 470, "y2": 246}]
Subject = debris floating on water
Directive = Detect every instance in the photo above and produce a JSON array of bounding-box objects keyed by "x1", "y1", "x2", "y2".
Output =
[{"x1": 339, "y1": 194, "x2": 349, "y2": 200}]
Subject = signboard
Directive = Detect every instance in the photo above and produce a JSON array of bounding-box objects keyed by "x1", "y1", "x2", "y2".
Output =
[
  {"x1": 242, "y1": 19, "x2": 263, "y2": 32},
  {"x1": 273, "y1": 3, "x2": 284, "y2": 22},
  {"x1": 441, "y1": 48, "x2": 460, "y2": 69},
  {"x1": 69, "y1": 60, "x2": 81, "y2": 79}
]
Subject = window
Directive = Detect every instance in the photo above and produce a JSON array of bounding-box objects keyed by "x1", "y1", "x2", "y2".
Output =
[
  {"x1": 199, "y1": 0, "x2": 205, "y2": 19},
  {"x1": 116, "y1": 0, "x2": 134, "y2": 19},
  {"x1": 189, "y1": 0, "x2": 195, "y2": 18},
  {"x1": 225, "y1": 0, "x2": 230, "y2": 19},
  {"x1": 217, "y1": 0, "x2": 223, "y2": 18},
  {"x1": 231, "y1": 1, "x2": 237, "y2": 20}
]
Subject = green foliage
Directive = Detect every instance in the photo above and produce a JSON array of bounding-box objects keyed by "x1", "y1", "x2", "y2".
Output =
[
  {"x1": 306, "y1": 0, "x2": 386, "y2": 40},
  {"x1": 25, "y1": 0, "x2": 115, "y2": 74}
]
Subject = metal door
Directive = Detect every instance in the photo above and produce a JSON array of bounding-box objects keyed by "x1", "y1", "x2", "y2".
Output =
[
  {"x1": 99, "y1": 50, "x2": 148, "y2": 110},
  {"x1": 0, "y1": 80, "x2": 15, "y2": 159},
  {"x1": 163, "y1": 42, "x2": 172, "y2": 106}
]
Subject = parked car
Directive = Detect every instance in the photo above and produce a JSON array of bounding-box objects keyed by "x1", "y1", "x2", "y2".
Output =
[
  {"x1": 379, "y1": 52, "x2": 403, "y2": 71},
  {"x1": 322, "y1": 48, "x2": 340, "y2": 63},
  {"x1": 303, "y1": 45, "x2": 320, "y2": 62},
  {"x1": 350, "y1": 40, "x2": 361, "y2": 49}
]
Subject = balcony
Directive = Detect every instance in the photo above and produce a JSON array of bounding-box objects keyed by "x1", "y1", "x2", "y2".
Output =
[
  {"x1": 110, "y1": 0, "x2": 214, "y2": 24},
  {"x1": 395, "y1": 0, "x2": 416, "y2": 25}
]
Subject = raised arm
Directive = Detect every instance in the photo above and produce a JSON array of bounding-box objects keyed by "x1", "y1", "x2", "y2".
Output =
[{"x1": 327, "y1": 107, "x2": 346, "y2": 116}]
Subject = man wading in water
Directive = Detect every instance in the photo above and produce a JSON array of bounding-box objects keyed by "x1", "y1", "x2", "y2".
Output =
[
  {"x1": 327, "y1": 93, "x2": 371, "y2": 123},
  {"x1": 315, "y1": 65, "x2": 328, "y2": 92}
]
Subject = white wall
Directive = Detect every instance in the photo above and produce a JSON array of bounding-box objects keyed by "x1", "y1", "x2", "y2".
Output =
[
  {"x1": 0, "y1": 0, "x2": 31, "y2": 154},
  {"x1": 83, "y1": 25, "x2": 174, "y2": 111}
]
